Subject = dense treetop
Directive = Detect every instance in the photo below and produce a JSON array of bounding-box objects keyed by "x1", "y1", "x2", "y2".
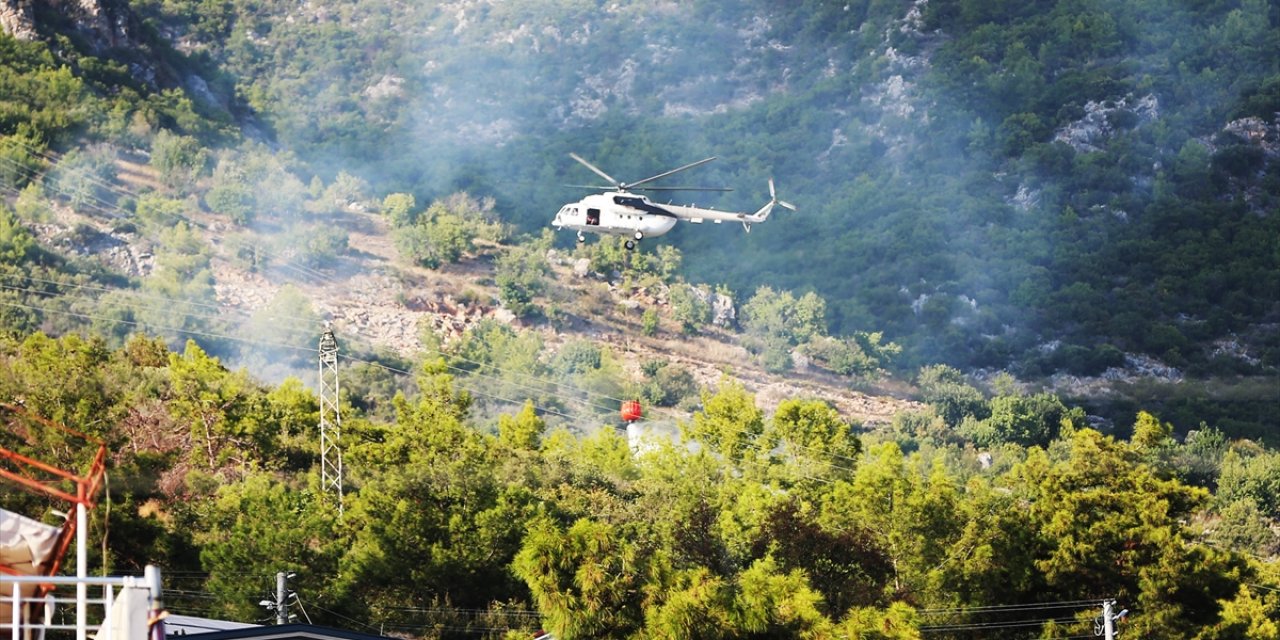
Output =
[
  {"x1": 1, "y1": 332, "x2": 1278, "y2": 638},
  {"x1": 0, "y1": 2, "x2": 1278, "y2": 636}
]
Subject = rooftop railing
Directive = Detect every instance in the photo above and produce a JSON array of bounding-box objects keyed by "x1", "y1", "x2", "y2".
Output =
[{"x1": 1, "y1": 566, "x2": 163, "y2": 640}]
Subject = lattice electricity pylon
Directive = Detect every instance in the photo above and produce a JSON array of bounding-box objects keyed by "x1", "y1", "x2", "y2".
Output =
[{"x1": 318, "y1": 323, "x2": 343, "y2": 513}]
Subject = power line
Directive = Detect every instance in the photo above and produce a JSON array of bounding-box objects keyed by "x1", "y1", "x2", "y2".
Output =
[
  {"x1": 0, "y1": 142, "x2": 340, "y2": 286},
  {"x1": 336, "y1": 352, "x2": 589, "y2": 425},
  {"x1": 337, "y1": 344, "x2": 863, "y2": 479},
  {"x1": 1, "y1": 148, "x2": 624, "y2": 427},
  {"x1": 162, "y1": 575, "x2": 217, "y2": 579},
  {"x1": 0, "y1": 92, "x2": 1152, "y2": 640},
  {"x1": 0, "y1": 298, "x2": 318, "y2": 356},
  {"x1": 2, "y1": 142, "x2": 871, "y2": 476},
  {"x1": 917, "y1": 599, "x2": 1102, "y2": 614},
  {"x1": 299, "y1": 603, "x2": 382, "y2": 634},
  {"x1": 916, "y1": 599, "x2": 1113, "y2": 638},
  {"x1": 919, "y1": 615, "x2": 1085, "y2": 632},
  {"x1": 3, "y1": 280, "x2": 863, "y2": 491},
  {"x1": 0, "y1": 287, "x2": 606, "y2": 427},
  {"x1": 0, "y1": 279, "x2": 865, "y2": 478},
  {"x1": 0, "y1": 278, "x2": 264, "y2": 334},
  {"x1": 0, "y1": 301, "x2": 1139, "y2": 640},
  {"x1": 0, "y1": 271, "x2": 316, "y2": 334},
  {"x1": 378, "y1": 606, "x2": 541, "y2": 618}
]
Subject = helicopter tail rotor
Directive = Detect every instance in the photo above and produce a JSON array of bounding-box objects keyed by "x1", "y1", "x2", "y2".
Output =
[
  {"x1": 749, "y1": 179, "x2": 796, "y2": 223},
  {"x1": 769, "y1": 179, "x2": 797, "y2": 212}
]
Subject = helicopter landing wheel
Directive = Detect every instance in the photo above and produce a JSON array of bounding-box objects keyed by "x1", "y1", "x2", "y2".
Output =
[
  {"x1": 576, "y1": 233, "x2": 585, "y2": 243},
  {"x1": 624, "y1": 240, "x2": 636, "y2": 251},
  {"x1": 633, "y1": 231, "x2": 644, "y2": 240}
]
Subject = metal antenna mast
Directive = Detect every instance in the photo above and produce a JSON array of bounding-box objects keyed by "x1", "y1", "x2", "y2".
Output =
[{"x1": 319, "y1": 322, "x2": 343, "y2": 513}]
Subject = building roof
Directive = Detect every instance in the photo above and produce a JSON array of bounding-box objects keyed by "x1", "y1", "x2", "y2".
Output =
[
  {"x1": 166, "y1": 622, "x2": 392, "y2": 640},
  {"x1": 165, "y1": 615, "x2": 261, "y2": 635}
]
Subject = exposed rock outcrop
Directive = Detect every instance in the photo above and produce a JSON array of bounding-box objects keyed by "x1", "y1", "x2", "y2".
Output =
[
  {"x1": 2, "y1": 0, "x2": 178, "y2": 90},
  {"x1": 710, "y1": 291, "x2": 736, "y2": 328},
  {"x1": 56, "y1": 0, "x2": 139, "y2": 52},
  {"x1": 1053, "y1": 94, "x2": 1159, "y2": 153},
  {"x1": 0, "y1": 0, "x2": 37, "y2": 40},
  {"x1": 1221, "y1": 116, "x2": 1280, "y2": 157},
  {"x1": 689, "y1": 285, "x2": 737, "y2": 328},
  {"x1": 2, "y1": 0, "x2": 142, "y2": 51}
]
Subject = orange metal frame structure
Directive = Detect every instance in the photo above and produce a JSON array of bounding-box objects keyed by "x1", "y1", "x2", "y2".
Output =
[{"x1": 0, "y1": 402, "x2": 107, "y2": 581}]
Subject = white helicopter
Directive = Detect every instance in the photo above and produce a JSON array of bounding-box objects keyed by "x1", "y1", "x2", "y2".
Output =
[{"x1": 552, "y1": 153, "x2": 796, "y2": 250}]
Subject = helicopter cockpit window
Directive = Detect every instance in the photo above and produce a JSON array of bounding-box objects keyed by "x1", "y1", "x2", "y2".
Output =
[
  {"x1": 614, "y1": 196, "x2": 644, "y2": 207},
  {"x1": 587, "y1": 208, "x2": 600, "y2": 226}
]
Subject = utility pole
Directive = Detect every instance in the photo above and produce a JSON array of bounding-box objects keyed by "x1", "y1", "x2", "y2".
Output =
[
  {"x1": 275, "y1": 571, "x2": 290, "y2": 625},
  {"x1": 318, "y1": 322, "x2": 343, "y2": 513},
  {"x1": 259, "y1": 571, "x2": 296, "y2": 624},
  {"x1": 1103, "y1": 599, "x2": 1115, "y2": 640},
  {"x1": 1097, "y1": 599, "x2": 1127, "y2": 640}
]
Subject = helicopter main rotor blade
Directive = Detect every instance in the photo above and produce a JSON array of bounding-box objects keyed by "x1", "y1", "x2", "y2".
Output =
[
  {"x1": 627, "y1": 157, "x2": 717, "y2": 190},
  {"x1": 632, "y1": 185, "x2": 734, "y2": 192},
  {"x1": 569, "y1": 153, "x2": 620, "y2": 188}
]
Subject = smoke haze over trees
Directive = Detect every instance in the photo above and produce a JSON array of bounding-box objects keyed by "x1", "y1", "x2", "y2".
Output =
[
  {"x1": 0, "y1": 0, "x2": 1273, "y2": 433},
  {"x1": 109, "y1": 0, "x2": 1278, "y2": 378},
  {"x1": 1, "y1": 0, "x2": 1280, "y2": 636}
]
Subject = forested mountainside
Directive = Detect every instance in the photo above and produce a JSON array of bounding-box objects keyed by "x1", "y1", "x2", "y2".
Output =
[
  {"x1": 120, "y1": 0, "x2": 1280, "y2": 375},
  {"x1": 1, "y1": 0, "x2": 1279, "y2": 638},
  {"x1": 4, "y1": 0, "x2": 1280, "y2": 371}
]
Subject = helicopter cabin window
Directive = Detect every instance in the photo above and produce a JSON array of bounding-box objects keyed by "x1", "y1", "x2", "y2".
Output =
[{"x1": 587, "y1": 208, "x2": 600, "y2": 226}]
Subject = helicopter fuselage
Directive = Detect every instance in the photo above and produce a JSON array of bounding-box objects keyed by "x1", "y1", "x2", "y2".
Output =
[
  {"x1": 552, "y1": 192, "x2": 678, "y2": 240},
  {"x1": 555, "y1": 153, "x2": 795, "y2": 249}
]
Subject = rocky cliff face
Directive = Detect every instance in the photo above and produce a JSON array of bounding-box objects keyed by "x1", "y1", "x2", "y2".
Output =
[
  {"x1": 0, "y1": 0, "x2": 37, "y2": 40},
  {"x1": 3, "y1": 0, "x2": 191, "y2": 93},
  {"x1": 58, "y1": 0, "x2": 139, "y2": 51},
  {"x1": 2, "y1": 0, "x2": 142, "y2": 53}
]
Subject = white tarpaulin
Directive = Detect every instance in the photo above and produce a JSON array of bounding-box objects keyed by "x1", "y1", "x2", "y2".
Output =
[
  {"x1": 95, "y1": 585, "x2": 151, "y2": 640},
  {"x1": 0, "y1": 508, "x2": 64, "y2": 627},
  {"x1": 0, "y1": 508, "x2": 62, "y2": 571}
]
